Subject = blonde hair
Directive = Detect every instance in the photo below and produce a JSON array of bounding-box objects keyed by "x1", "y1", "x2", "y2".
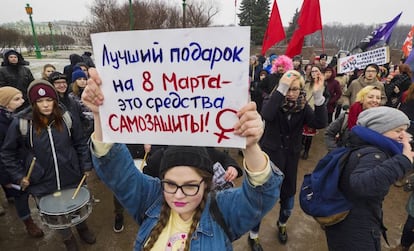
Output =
[
  {"x1": 355, "y1": 86, "x2": 381, "y2": 103},
  {"x1": 72, "y1": 81, "x2": 81, "y2": 97},
  {"x1": 291, "y1": 70, "x2": 305, "y2": 89}
]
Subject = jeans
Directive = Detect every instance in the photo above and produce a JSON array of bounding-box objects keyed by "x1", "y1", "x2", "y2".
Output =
[
  {"x1": 14, "y1": 192, "x2": 31, "y2": 220},
  {"x1": 250, "y1": 195, "x2": 295, "y2": 233}
]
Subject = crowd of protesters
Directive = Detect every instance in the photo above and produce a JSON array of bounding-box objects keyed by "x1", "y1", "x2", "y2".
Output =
[{"x1": 0, "y1": 46, "x2": 414, "y2": 251}]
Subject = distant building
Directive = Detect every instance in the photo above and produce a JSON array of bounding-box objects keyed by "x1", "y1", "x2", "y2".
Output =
[{"x1": 2, "y1": 21, "x2": 89, "y2": 45}]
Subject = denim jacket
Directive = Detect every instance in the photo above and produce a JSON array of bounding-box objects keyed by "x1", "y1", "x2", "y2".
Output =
[{"x1": 92, "y1": 143, "x2": 283, "y2": 250}]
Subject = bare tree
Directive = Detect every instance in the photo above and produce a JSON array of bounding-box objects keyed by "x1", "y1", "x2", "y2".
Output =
[
  {"x1": 186, "y1": 1, "x2": 219, "y2": 27},
  {"x1": 0, "y1": 27, "x2": 21, "y2": 49},
  {"x1": 86, "y1": 0, "x2": 217, "y2": 34}
]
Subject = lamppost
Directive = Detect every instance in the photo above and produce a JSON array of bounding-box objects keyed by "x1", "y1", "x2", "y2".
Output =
[
  {"x1": 25, "y1": 3, "x2": 42, "y2": 59},
  {"x1": 129, "y1": 0, "x2": 134, "y2": 30},
  {"x1": 182, "y1": 0, "x2": 186, "y2": 28},
  {"x1": 48, "y1": 22, "x2": 57, "y2": 51}
]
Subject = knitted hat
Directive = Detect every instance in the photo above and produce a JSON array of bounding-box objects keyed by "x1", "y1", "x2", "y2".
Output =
[
  {"x1": 48, "y1": 71, "x2": 67, "y2": 84},
  {"x1": 357, "y1": 106, "x2": 410, "y2": 134},
  {"x1": 0, "y1": 86, "x2": 21, "y2": 107},
  {"x1": 160, "y1": 146, "x2": 213, "y2": 176},
  {"x1": 72, "y1": 69, "x2": 87, "y2": 82},
  {"x1": 27, "y1": 79, "x2": 58, "y2": 103}
]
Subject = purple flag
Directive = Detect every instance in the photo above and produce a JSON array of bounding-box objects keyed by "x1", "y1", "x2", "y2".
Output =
[{"x1": 352, "y1": 12, "x2": 402, "y2": 52}]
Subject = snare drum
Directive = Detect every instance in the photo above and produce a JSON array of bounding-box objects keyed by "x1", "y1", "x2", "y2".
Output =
[{"x1": 38, "y1": 187, "x2": 92, "y2": 229}]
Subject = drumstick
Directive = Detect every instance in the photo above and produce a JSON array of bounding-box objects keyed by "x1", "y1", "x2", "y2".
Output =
[
  {"x1": 22, "y1": 157, "x2": 36, "y2": 191},
  {"x1": 72, "y1": 174, "x2": 87, "y2": 199},
  {"x1": 26, "y1": 157, "x2": 36, "y2": 179},
  {"x1": 140, "y1": 152, "x2": 148, "y2": 171}
]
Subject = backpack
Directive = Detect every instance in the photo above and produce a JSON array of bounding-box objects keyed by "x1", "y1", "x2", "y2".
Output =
[
  {"x1": 299, "y1": 146, "x2": 361, "y2": 227},
  {"x1": 335, "y1": 111, "x2": 349, "y2": 146},
  {"x1": 19, "y1": 111, "x2": 72, "y2": 147}
]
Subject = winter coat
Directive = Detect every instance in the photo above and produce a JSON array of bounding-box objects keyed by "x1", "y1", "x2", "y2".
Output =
[
  {"x1": 325, "y1": 129, "x2": 413, "y2": 251},
  {"x1": 335, "y1": 74, "x2": 350, "y2": 105},
  {"x1": 0, "y1": 106, "x2": 92, "y2": 197},
  {"x1": 325, "y1": 70, "x2": 342, "y2": 113},
  {"x1": 324, "y1": 111, "x2": 350, "y2": 151},
  {"x1": 0, "y1": 50, "x2": 34, "y2": 105},
  {"x1": 384, "y1": 73, "x2": 412, "y2": 108},
  {"x1": 69, "y1": 91, "x2": 94, "y2": 139},
  {"x1": 260, "y1": 90, "x2": 327, "y2": 198},
  {"x1": 399, "y1": 98, "x2": 414, "y2": 136},
  {"x1": 63, "y1": 54, "x2": 83, "y2": 83},
  {"x1": 342, "y1": 76, "x2": 386, "y2": 106},
  {"x1": 0, "y1": 107, "x2": 13, "y2": 185},
  {"x1": 259, "y1": 72, "x2": 283, "y2": 96}
]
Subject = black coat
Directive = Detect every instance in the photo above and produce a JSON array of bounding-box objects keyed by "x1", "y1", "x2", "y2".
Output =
[
  {"x1": 0, "y1": 106, "x2": 92, "y2": 197},
  {"x1": 0, "y1": 50, "x2": 34, "y2": 107},
  {"x1": 0, "y1": 108, "x2": 13, "y2": 185},
  {"x1": 399, "y1": 99, "x2": 414, "y2": 136},
  {"x1": 325, "y1": 133, "x2": 412, "y2": 250},
  {"x1": 259, "y1": 72, "x2": 283, "y2": 95},
  {"x1": 260, "y1": 90, "x2": 327, "y2": 199}
]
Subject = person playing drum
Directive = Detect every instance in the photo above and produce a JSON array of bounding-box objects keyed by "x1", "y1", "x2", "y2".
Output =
[
  {"x1": 82, "y1": 68, "x2": 284, "y2": 250},
  {"x1": 1, "y1": 80, "x2": 95, "y2": 251}
]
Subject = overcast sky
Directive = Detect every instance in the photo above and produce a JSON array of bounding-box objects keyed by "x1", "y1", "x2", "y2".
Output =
[{"x1": 0, "y1": 0, "x2": 412, "y2": 27}]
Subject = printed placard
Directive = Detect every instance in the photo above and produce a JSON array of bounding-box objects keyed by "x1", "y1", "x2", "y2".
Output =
[
  {"x1": 338, "y1": 46, "x2": 389, "y2": 73},
  {"x1": 91, "y1": 26, "x2": 250, "y2": 148}
]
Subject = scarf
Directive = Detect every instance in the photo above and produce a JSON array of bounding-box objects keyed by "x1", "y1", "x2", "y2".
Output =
[
  {"x1": 282, "y1": 90, "x2": 307, "y2": 113},
  {"x1": 351, "y1": 125, "x2": 403, "y2": 155},
  {"x1": 347, "y1": 102, "x2": 363, "y2": 129}
]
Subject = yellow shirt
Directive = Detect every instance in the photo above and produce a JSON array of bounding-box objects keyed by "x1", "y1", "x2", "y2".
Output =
[{"x1": 149, "y1": 211, "x2": 193, "y2": 251}]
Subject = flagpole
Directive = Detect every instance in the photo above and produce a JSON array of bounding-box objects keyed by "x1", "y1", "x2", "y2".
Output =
[
  {"x1": 320, "y1": 30, "x2": 325, "y2": 52},
  {"x1": 234, "y1": 0, "x2": 237, "y2": 26}
]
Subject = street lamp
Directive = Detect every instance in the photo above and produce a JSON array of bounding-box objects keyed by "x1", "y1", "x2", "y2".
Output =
[
  {"x1": 129, "y1": 0, "x2": 134, "y2": 30},
  {"x1": 182, "y1": 0, "x2": 186, "y2": 28},
  {"x1": 25, "y1": 3, "x2": 42, "y2": 59},
  {"x1": 48, "y1": 22, "x2": 57, "y2": 51}
]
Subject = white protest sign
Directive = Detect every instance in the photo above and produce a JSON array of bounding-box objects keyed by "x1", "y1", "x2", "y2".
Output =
[
  {"x1": 337, "y1": 46, "x2": 389, "y2": 73},
  {"x1": 91, "y1": 26, "x2": 250, "y2": 148}
]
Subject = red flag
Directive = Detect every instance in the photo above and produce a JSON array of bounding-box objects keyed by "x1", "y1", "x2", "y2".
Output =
[
  {"x1": 402, "y1": 26, "x2": 414, "y2": 58},
  {"x1": 285, "y1": 0, "x2": 322, "y2": 58},
  {"x1": 261, "y1": 1, "x2": 286, "y2": 55}
]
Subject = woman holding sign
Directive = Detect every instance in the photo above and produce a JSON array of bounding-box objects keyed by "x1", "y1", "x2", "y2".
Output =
[{"x1": 82, "y1": 68, "x2": 284, "y2": 250}]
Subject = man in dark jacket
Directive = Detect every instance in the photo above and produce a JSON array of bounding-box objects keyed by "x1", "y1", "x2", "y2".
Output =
[
  {"x1": 63, "y1": 54, "x2": 84, "y2": 84},
  {"x1": 0, "y1": 50, "x2": 34, "y2": 109}
]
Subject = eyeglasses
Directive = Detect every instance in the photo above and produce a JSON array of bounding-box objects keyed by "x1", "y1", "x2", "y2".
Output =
[
  {"x1": 288, "y1": 87, "x2": 301, "y2": 92},
  {"x1": 161, "y1": 179, "x2": 204, "y2": 196}
]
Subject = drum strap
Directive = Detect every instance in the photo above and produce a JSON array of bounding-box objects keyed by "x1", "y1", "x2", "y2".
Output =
[{"x1": 19, "y1": 111, "x2": 73, "y2": 146}]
